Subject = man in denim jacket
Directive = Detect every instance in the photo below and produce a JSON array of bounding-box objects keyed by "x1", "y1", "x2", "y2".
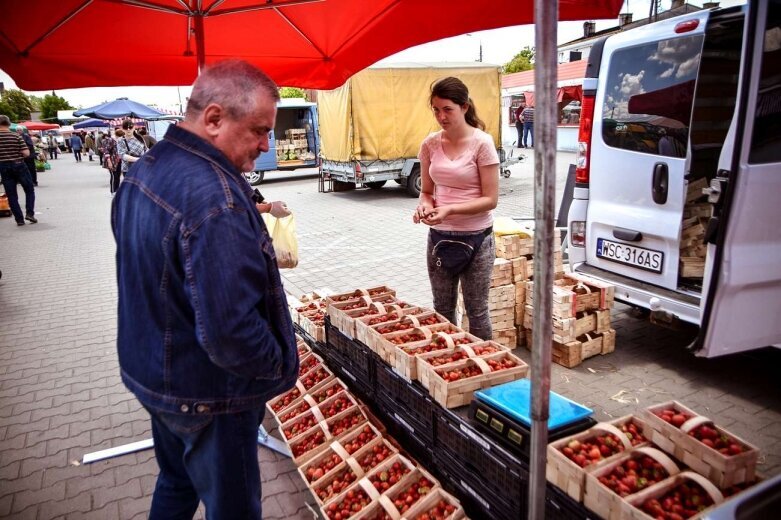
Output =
[{"x1": 111, "y1": 60, "x2": 299, "y2": 519}]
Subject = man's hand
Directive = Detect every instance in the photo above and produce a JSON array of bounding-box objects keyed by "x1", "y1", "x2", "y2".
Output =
[{"x1": 269, "y1": 201, "x2": 291, "y2": 218}]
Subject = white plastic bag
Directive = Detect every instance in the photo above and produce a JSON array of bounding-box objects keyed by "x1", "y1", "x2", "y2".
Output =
[{"x1": 263, "y1": 213, "x2": 299, "y2": 268}]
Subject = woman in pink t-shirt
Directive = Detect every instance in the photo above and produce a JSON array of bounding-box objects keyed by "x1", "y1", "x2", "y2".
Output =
[{"x1": 413, "y1": 77, "x2": 500, "y2": 340}]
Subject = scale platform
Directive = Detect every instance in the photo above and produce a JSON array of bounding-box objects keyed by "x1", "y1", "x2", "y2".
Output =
[{"x1": 469, "y1": 379, "x2": 596, "y2": 459}]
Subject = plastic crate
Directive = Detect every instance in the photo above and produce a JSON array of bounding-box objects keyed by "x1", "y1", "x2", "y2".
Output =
[
  {"x1": 327, "y1": 354, "x2": 374, "y2": 402},
  {"x1": 374, "y1": 363, "x2": 435, "y2": 431},
  {"x1": 373, "y1": 399, "x2": 435, "y2": 468},
  {"x1": 325, "y1": 318, "x2": 374, "y2": 381},
  {"x1": 435, "y1": 408, "x2": 526, "y2": 513},
  {"x1": 375, "y1": 390, "x2": 435, "y2": 445},
  {"x1": 546, "y1": 483, "x2": 598, "y2": 520},
  {"x1": 435, "y1": 448, "x2": 519, "y2": 520}
]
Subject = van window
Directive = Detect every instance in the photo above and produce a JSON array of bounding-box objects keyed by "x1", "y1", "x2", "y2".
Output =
[
  {"x1": 750, "y1": 0, "x2": 781, "y2": 163},
  {"x1": 602, "y1": 34, "x2": 704, "y2": 157}
]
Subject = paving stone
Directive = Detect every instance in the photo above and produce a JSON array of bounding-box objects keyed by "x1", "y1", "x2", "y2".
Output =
[
  {"x1": 12, "y1": 481, "x2": 67, "y2": 514},
  {"x1": 92, "y1": 478, "x2": 143, "y2": 510},
  {"x1": 39, "y1": 492, "x2": 92, "y2": 520}
]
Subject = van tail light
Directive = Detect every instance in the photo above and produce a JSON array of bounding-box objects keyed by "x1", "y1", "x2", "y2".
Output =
[
  {"x1": 570, "y1": 221, "x2": 586, "y2": 247},
  {"x1": 675, "y1": 19, "x2": 700, "y2": 33},
  {"x1": 576, "y1": 93, "x2": 596, "y2": 184},
  {"x1": 355, "y1": 162, "x2": 364, "y2": 180}
]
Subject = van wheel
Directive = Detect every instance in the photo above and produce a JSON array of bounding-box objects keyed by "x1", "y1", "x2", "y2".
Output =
[
  {"x1": 245, "y1": 170, "x2": 264, "y2": 186},
  {"x1": 366, "y1": 181, "x2": 386, "y2": 189},
  {"x1": 406, "y1": 166, "x2": 421, "y2": 197}
]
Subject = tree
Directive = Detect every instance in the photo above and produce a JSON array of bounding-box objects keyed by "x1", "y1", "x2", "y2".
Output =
[
  {"x1": 28, "y1": 94, "x2": 45, "y2": 112},
  {"x1": 503, "y1": 46, "x2": 536, "y2": 74},
  {"x1": 0, "y1": 98, "x2": 17, "y2": 121},
  {"x1": 39, "y1": 92, "x2": 74, "y2": 123},
  {"x1": 1, "y1": 89, "x2": 35, "y2": 121},
  {"x1": 279, "y1": 86, "x2": 306, "y2": 99}
]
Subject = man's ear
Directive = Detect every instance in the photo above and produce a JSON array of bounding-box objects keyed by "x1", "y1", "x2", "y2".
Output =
[{"x1": 202, "y1": 103, "x2": 224, "y2": 138}]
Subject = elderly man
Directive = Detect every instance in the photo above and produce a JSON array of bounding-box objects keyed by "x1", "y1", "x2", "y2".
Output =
[
  {"x1": 0, "y1": 116, "x2": 36, "y2": 225},
  {"x1": 111, "y1": 60, "x2": 298, "y2": 519}
]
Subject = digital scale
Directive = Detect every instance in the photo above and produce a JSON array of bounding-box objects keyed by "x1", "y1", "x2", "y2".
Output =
[{"x1": 469, "y1": 379, "x2": 596, "y2": 459}]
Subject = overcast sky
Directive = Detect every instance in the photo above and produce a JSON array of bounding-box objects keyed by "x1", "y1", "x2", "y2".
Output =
[{"x1": 0, "y1": 0, "x2": 744, "y2": 111}]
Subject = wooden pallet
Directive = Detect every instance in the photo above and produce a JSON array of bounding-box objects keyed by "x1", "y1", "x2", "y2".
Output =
[
  {"x1": 526, "y1": 273, "x2": 615, "y2": 319},
  {"x1": 525, "y1": 328, "x2": 616, "y2": 368},
  {"x1": 641, "y1": 402, "x2": 759, "y2": 487},
  {"x1": 490, "y1": 258, "x2": 513, "y2": 287},
  {"x1": 492, "y1": 327, "x2": 518, "y2": 349},
  {"x1": 512, "y1": 256, "x2": 530, "y2": 282},
  {"x1": 495, "y1": 229, "x2": 562, "y2": 260},
  {"x1": 523, "y1": 305, "x2": 611, "y2": 343}
]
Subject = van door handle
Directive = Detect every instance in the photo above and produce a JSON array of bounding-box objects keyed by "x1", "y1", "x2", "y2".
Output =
[
  {"x1": 613, "y1": 228, "x2": 643, "y2": 242},
  {"x1": 652, "y1": 163, "x2": 668, "y2": 204}
]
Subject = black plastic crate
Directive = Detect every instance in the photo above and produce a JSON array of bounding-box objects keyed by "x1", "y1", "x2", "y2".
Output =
[
  {"x1": 435, "y1": 408, "x2": 527, "y2": 513},
  {"x1": 328, "y1": 354, "x2": 374, "y2": 402},
  {"x1": 546, "y1": 484, "x2": 597, "y2": 520},
  {"x1": 379, "y1": 404, "x2": 435, "y2": 468},
  {"x1": 435, "y1": 449, "x2": 519, "y2": 520},
  {"x1": 375, "y1": 388, "x2": 435, "y2": 445},
  {"x1": 325, "y1": 319, "x2": 374, "y2": 382},
  {"x1": 374, "y1": 362, "x2": 435, "y2": 431}
]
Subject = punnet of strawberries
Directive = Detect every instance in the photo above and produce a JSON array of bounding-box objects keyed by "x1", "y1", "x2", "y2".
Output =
[
  {"x1": 653, "y1": 407, "x2": 692, "y2": 428},
  {"x1": 341, "y1": 302, "x2": 367, "y2": 311},
  {"x1": 292, "y1": 428, "x2": 326, "y2": 458},
  {"x1": 418, "y1": 315, "x2": 442, "y2": 326},
  {"x1": 325, "y1": 488, "x2": 372, "y2": 519},
  {"x1": 687, "y1": 424, "x2": 744, "y2": 455},
  {"x1": 425, "y1": 351, "x2": 468, "y2": 367},
  {"x1": 597, "y1": 455, "x2": 672, "y2": 497},
  {"x1": 353, "y1": 307, "x2": 380, "y2": 317},
  {"x1": 357, "y1": 442, "x2": 393, "y2": 471},
  {"x1": 369, "y1": 460, "x2": 410, "y2": 493},
  {"x1": 297, "y1": 302, "x2": 321, "y2": 312},
  {"x1": 342, "y1": 425, "x2": 377, "y2": 454},
  {"x1": 283, "y1": 413, "x2": 317, "y2": 440},
  {"x1": 315, "y1": 467, "x2": 358, "y2": 503},
  {"x1": 299, "y1": 356, "x2": 320, "y2": 376},
  {"x1": 389, "y1": 332, "x2": 426, "y2": 345},
  {"x1": 403, "y1": 341, "x2": 449, "y2": 356},
  {"x1": 333, "y1": 290, "x2": 364, "y2": 302},
  {"x1": 470, "y1": 344, "x2": 502, "y2": 355},
  {"x1": 485, "y1": 355, "x2": 518, "y2": 372},
  {"x1": 320, "y1": 395, "x2": 354, "y2": 419},
  {"x1": 312, "y1": 382, "x2": 345, "y2": 403},
  {"x1": 279, "y1": 401, "x2": 311, "y2": 423},
  {"x1": 436, "y1": 364, "x2": 483, "y2": 382},
  {"x1": 618, "y1": 420, "x2": 648, "y2": 446},
  {"x1": 304, "y1": 452, "x2": 343, "y2": 482},
  {"x1": 271, "y1": 387, "x2": 300, "y2": 413},
  {"x1": 414, "y1": 499, "x2": 458, "y2": 520},
  {"x1": 639, "y1": 480, "x2": 714, "y2": 519},
  {"x1": 452, "y1": 337, "x2": 473, "y2": 346},
  {"x1": 559, "y1": 433, "x2": 626, "y2": 467},
  {"x1": 392, "y1": 476, "x2": 434, "y2": 514},
  {"x1": 368, "y1": 313, "x2": 399, "y2": 325},
  {"x1": 301, "y1": 367, "x2": 331, "y2": 389},
  {"x1": 377, "y1": 321, "x2": 415, "y2": 334},
  {"x1": 328, "y1": 410, "x2": 365, "y2": 437}
]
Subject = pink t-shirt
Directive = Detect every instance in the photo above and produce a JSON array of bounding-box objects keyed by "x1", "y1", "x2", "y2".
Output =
[{"x1": 418, "y1": 128, "x2": 499, "y2": 231}]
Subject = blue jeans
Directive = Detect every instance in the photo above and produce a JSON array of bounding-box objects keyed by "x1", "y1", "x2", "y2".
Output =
[
  {"x1": 147, "y1": 407, "x2": 265, "y2": 520},
  {"x1": 523, "y1": 122, "x2": 534, "y2": 147},
  {"x1": 0, "y1": 161, "x2": 35, "y2": 223}
]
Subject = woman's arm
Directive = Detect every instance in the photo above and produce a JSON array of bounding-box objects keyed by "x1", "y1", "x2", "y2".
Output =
[
  {"x1": 422, "y1": 162, "x2": 498, "y2": 225},
  {"x1": 414, "y1": 155, "x2": 436, "y2": 223}
]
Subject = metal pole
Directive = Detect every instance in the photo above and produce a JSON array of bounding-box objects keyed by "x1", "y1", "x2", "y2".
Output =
[
  {"x1": 194, "y1": 14, "x2": 206, "y2": 73},
  {"x1": 528, "y1": 0, "x2": 558, "y2": 518}
]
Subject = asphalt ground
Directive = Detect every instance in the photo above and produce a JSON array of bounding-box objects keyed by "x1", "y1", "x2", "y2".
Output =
[{"x1": 1, "y1": 149, "x2": 779, "y2": 518}]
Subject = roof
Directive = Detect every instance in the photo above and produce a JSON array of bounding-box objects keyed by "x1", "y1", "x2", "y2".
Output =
[{"x1": 501, "y1": 60, "x2": 587, "y2": 89}]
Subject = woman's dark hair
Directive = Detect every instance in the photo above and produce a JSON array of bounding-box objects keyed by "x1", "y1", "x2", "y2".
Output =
[
  {"x1": 121, "y1": 119, "x2": 134, "y2": 130},
  {"x1": 430, "y1": 76, "x2": 485, "y2": 130}
]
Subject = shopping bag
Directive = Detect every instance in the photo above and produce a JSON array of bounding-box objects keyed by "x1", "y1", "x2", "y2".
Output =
[
  {"x1": 43, "y1": 162, "x2": 51, "y2": 170},
  {"x1": 262, "y1": 213, "x2": 299, "y2": 268}
]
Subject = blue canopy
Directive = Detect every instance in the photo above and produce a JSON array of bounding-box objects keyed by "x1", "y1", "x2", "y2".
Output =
[
  {"x1": 74, "y1": 97, "x2": 164, "y2": 119},
  {"x1": 73, "y1": 118, "x2": 110, "y2": 129}
]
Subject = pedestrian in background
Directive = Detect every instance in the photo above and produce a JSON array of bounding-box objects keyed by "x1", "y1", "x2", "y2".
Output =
[
  {"x1": 413, "y1": 76, "x2": 499, "y2": 340},
  {"x1": 116, "y1": 120, "x2": 146, "y2": 176},
  {"x1": 521, "y1": 104, "x2": 535, "y2": 148},
  {"x1": 0, "y1": 115, "x2": 37, "y2": 226},
  {"x1": 96, "y1": 132, "x2": 104, "y2": 164},
  {"x1": 70, "y1": 132, "x2": 83, "y2": 162},
  {"x1": 102, "y1": 129, "x2": 121, "y2": 194},
  {"x1": 514, "y1": 102, "x2": 525, "y2": 148},
  {"x1": 16, "y1": 127, "x2": 38, "y2": 186},
  {"x1": 85, "y1": 132, "x2": 96, "y2": 161},
  {"x1": 111, "y1": 60, "x2": 298, "y2": 519},
  {"x1": 47, "y1": 134, "x2": 59, "y2": 159},
  {"x1": 137, "y1": 127, "x2": 157, "y2": 149}
]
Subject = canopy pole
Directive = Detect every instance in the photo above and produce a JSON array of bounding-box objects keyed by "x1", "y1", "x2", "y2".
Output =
[
  {"x1": 194, "y1": 14, "x2": 205, "y2": 73},
  {"x1": 528, "y1": 0, "x2": 558, "y2": 518}
]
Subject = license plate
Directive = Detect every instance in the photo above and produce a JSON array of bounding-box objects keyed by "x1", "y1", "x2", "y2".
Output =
[{"x1": 596, "y1": 238, "x2": 664, "y2": 273}]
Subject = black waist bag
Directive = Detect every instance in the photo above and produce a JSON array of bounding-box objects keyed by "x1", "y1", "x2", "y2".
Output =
[{"x1": 430, "y1": 227, "x2": 492, "y2": 275}]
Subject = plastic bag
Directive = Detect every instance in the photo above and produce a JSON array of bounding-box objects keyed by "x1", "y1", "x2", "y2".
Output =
[
  {"x1": 263, "y1": 213, "x2": 299, "y2": 269},
  {"x1": 493, "y1": 216, "x2": 532, "y2": 238}
]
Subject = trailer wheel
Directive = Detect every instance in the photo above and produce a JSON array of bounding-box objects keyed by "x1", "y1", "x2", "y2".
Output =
[
  {"x1": 366, "y1": 181, "x2": 387, "y2": 189},
  {"x1": 406, "y1": 166, "x2": 421, "y2": 197},
  {"x1": 245, "y1": 170, "x2": 265, "y2": 186}
]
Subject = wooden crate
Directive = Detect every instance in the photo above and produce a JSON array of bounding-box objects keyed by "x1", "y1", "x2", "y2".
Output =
[
  {"x1": 680, "y1": 256, "x2": 705, "y2": 278},
  {"x1": 546, "y1": 422, "x2": 635, "y2": 502},
  {"x1": 377, "y1": 467, "x2": 441, "y2": 517},
  {"x1": 291, "y1": 300, "x2": 323, "y2": 325},
  {"x1": 291, "y1": 424, "x2": 332, "y2": 466},
  {"x1": 622, "y1": 471, "x2": 725, "y2": 520},
  {"x1": 310, "y1": 456, "x2": 368, "y2": 506},
  {"x1": 516, "y1": 326, "x2": 526, "y2": 348},
  {"x1": 276, "y1": 394, "x2": 316, "y2": 425},
  {"x1": 298, "y1": 443, "x2": 349, "y2": 488},
  {"x1": 683, "y1": 202, "x2": 712, "y2": 219},
  {"x1": 400, "y1": 488, "x2": 465, "y2": 520},
  {"x1": 327, "y1": 289, "x2": 370, "y2": 305},
  {"x1": 300, "y1": 310, "x2": 326, "y2": 343},
  {"x1": 428, "y1": 355, "x2": 527, "y2": 409},
  {"x1": 327, "y1": 296, "x2": 373, "y2": 337},
  {"x1": 527, "y1": 328, "x2": 616, "y2": 368},
  {"x1": 584, "y1": 446, "x2": 680, "y2": 520},
  {"x1": 526, "y1": 273, "x2": 615, "y2": 318},
  {"x1": 325, "y1": 406, "x2": 369, "y2": 441},
  {"x1": 394, "y1": 332, "x2": 466, "y2": 382},
  {"x1": 641, "y1": 402, "x2": 759, "y2": 487},
  {"x1": 491, "y1": 258, "x2": 513, "y2": 287},
  {"x1": 460, "y1": 303, "x2": 515, "y2": 332},
  {"x1": 353, "y1": 306, "x2": 420, "y2": 346},
  {"x1": 512, "y1": 256, "x2": 530, "y2": 282},
  {"x1": 686, "y1": 177, "x2": 708, "y2": 203},
  {"x1": 607, "y1": 414, "x2": 652, "y2": 448},
  {"x1": 492, "y1": 327, "x2": 518, "y2": 349},
  {"x1": 514, "y1": 303, "x2": 525, "y2": 326},
  {"x1": 267, "y1": 380, "x2": 306, "y2": 417},
  {"x1": 321, "y1": 477, "x2": 381, "y2": 520},
  {"x1": 363, "y1": 453, "x2": 417, "y2": 498},
  {"x1": 374, "y1": 327, "x2": 433, "y2": 366},
  {"x1": 495, "y1": 230, "x2": 562, "y2": 260},
  {"x1": 488, "y1": 284, "x2": 515, "y2": 311},
  {"x1": 524, "y1": 305, "x2": 611, "y2": 343}
]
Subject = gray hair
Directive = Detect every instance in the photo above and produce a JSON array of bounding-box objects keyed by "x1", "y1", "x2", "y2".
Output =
[
  {"x1": 0, "y1": 115, "x2": 10, "y2": 127},
  {"x1": 186, "y1": 60, "x2": 280, "y2": 120}
]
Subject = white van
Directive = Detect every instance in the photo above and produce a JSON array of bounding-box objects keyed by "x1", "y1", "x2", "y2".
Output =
[{"x1": 566, "y1": 0, "x2": 781, "y2": 357}]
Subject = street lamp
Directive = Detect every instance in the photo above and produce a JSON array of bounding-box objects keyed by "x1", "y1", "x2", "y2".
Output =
[{"x1": 465, "y1": 33, "x2": 483, "y2": 62}]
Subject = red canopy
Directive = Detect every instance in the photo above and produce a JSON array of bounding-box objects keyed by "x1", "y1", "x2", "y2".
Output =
[
  {"x1": 0, "y1": 0, "x2": 623, "y2": 91},
  {"x1": 18, "y1": 121, "x2": 60, "y2": 131}
]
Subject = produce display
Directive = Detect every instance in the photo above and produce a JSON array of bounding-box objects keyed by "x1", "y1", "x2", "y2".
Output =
[
  {"x1": 304, "y1": 452, "x2": 343, "y2": 483},
  {"x1": 279, "y1": 400, "x2": 311, "y2": 423},
  {"x1": 342, "y1": 425, "x2": 378, "y2": 454},
  {"x1": 312, "y1": 381, "x2": 346, "y2": 403},
  {"x1": 414, "y1": 500, "x2": 458, "y2": 520},
  {"x1": 325, "y1": 487, "x2": 372, "y2": 519},
  {"x1": 368, "y1": 460, "x2": 411, "y2": 492},
  {"x1": 653, "y1": 407, "x2": 692, "y2": 428},
  {"x1": 357, "y1": 443, "x2": 394, "y2": 471},
  {"x1": 302, "y1": 367, "x2": 332, "y2": 389},
  {"x1": 315, "y1": 467, "x2": 359, "y2": 503},
  {"x1": 391, "y1": 475, "x2": 435, "y2": 514},
  {"x1": 559, "y1": 433, "x2": 626, "y2": 468},
  {"x1": 687, "y1": 423, "x2": 744, "y2": 455},
  {"x1": 596, "y1": 455, "x2": 672, "y2": 497}
]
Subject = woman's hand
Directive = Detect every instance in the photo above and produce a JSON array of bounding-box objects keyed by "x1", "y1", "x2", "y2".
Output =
[
  {"x1": 421, "y1": 205, "x2": 451, "y2": 226},
  {"x1": 413, "y1": 203, "x2": 434, "y2": 223}
]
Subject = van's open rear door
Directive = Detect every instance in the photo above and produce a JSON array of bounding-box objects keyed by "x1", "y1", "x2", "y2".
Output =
[{"x1": 698, "y1": 0, "x2": 781, "y2": 357}]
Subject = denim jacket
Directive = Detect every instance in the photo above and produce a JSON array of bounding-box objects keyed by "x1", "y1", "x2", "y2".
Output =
[{"x1": 111, "y1": 124, "x2": 299, "y2": 415}]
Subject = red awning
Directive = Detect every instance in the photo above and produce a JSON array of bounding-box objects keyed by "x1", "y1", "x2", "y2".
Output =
[
  {"x1": 628, "y1": 80, "x2": 696, "y2": 124},
  {"x1": 0, "y1": 0, "x2": 624, "y2": 91},
  {"x1": 18, "y1": 121, "x2": 60, "y2": 131},
  {"x1": 518, "y1": 85, "x2": 583, "y2": 108}
]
